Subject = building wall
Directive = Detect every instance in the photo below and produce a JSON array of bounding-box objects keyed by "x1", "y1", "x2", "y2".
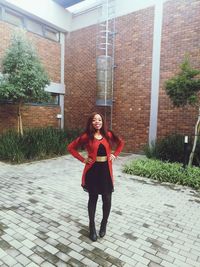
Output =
[
  {"x1": 0, "y1": 21, "x2": 61, "y2": 82},
  {"x1": 158, "y1": 0, "x2": 200, "y2": 139},
  {"x1": 0, "y1": 20, "x2": 61, "y2": 133},
  {"x1": 1, "y1": 0, "x2": 200, "y2": 151},
  {"x1": 0, "y1": 104, "x2": 60, "y2": 133},
  {"x1": 70, "y1": 0, "x2": 166, "y2": 31},
  {"x1": 64, "y1": 0, "x2": 200, "y2": 152},
  {"x1": 1, "y1": 0, "x2": 72, "y2": 32},
  {"x1": 64, "y1": 26, "x2": 97, "y2": 128},
  {"x1": 113, "y1": 7, "x2": 153, "y2": 152},
  {"x1": 64, "y1": 7, "x2": 154, "y2": 152}
]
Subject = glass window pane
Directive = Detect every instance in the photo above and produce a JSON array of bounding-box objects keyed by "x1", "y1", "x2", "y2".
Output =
[
  {"x1": 0, "y1": 6, "x2": 2, "y2": 20},
  {"x1": 50, "y1": 93, "x2": 59, "y2": 105},
  {"x1": 26, "y1": 19, "x2": 43, "y2": 35},
  {"x1": 5, "y1": 10, "x2": 23, "y2": 27},
  {"x1": 45, "y1": 28, "x2": 59, "y2": 42}
]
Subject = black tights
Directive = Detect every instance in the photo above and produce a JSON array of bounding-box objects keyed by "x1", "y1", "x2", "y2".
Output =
[{"x1": 88, "y1": 193, "x2": 112, "y2": 226}]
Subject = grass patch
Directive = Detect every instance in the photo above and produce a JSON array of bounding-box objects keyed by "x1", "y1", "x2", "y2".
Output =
[{"x1": 123, "y1": 159, "x2": 200, "y2": 190}]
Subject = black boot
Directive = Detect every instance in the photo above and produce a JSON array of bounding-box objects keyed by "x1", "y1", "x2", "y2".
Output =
[
  {"x1": 88, "y1": 194, "x2": 98, "y2": 241},
  {"x1": 89, "y1": 224, "x2": 97, "y2": 242},
  {"x1": 99, "y1": 220, "x2": 107, "y2": 238}
]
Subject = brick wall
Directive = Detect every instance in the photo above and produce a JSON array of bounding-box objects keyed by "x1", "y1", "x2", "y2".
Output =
[
  {"x1": 1, "y1": 0, "x2": 199, "y2": 151},
  {"x1": 113, "y1": 8, "x2": 153, "y2": 152},
  {"x1": 0, "y1": 104, "x2": 60, "y2": 133},
  {"x1": 0, "y1": 21, "x2": 61, "y2": 133},
  {"x1": 0, "y1": 21, "x2": 61, "y2": 81},
  {"x1": 64, "y1": 7, "x2": 154, "y2": 152},
  {"x1": 64, "y1": 0, "x2": 200, "y2": 152},
  {"x1": 64, "y1": 26, "x2": 97, "y2": 129},
  {"x1": 158, "y1": 0, "x2": 200, "y2": 139}
]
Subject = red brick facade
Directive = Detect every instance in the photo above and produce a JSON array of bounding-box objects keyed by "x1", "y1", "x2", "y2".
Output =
[
  {"x1": 1, "y1": 0, "x2": 200, "y2": 152},
  {"x1": 0, "y1": 104, "x2": 60, "y2": 133},
  {"x1": 0, "y1": 21, "x2": 61, "y2": 81},
  {"x1": 0, "y1": 21, "x2": 61, "y2": 133},
  {"x1": 64, "y1": 7, "x2": 154, "y2": 152},
  {"x1": 158, "y1": 0, "x2": 200, "y2": 138},
  {"x1": 113, "y1": 8, "x2": 153, "y2": 152},
  {"x1": 65, "y1": 26, "x2": 98, "y2": 128},
  {"x1": 64, "y1": 0, "x2": 200, "y2": 152}
]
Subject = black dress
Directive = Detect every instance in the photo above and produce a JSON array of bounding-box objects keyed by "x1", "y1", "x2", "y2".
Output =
[{"x1": 84, "y1": 142, "x2": 113, "y2": 195}]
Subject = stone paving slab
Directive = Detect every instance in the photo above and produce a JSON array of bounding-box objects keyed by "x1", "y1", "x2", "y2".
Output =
[{"x1": 0, "y1": 154, "x2": 200, "y2": 267}]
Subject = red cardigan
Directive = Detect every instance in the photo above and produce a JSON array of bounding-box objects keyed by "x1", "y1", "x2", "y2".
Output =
[{"x1": 67, "y1": 131, "x2": 124, "y2": 187}]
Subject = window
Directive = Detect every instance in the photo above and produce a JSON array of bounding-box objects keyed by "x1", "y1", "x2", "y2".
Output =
[
  {"x1": 4, "y1": 9, "x2": 24, "y2": 27},
  {"x1": 49, "y1": 93, "x2": 60, "y2": 105},
  {"x1": 26, "y1": 93, "x2": 60, "y2": 106},
  {"x1": 0, "y1": 5, "x2": 60, "y2": 42},
  {"x1": 0, "y1": 93, "x2": 59, "y2": 106},
  {"x1": 26, "y1": 18, "x2": 43, "y2": 36},
  {"x1": 44, "y1": 27, "x2": 60, "y2": 42},
  {"x1": 0, "y1": 6, "x2": 2, "y2": 20}
]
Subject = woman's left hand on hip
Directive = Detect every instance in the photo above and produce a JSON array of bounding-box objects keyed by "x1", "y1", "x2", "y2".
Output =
[{"x1": 109, "y1": 154, "x2": 116, "y2": 161}]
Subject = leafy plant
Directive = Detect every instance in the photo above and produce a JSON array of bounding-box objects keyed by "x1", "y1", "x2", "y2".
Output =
[
  {"x1": 144, "y1": 134, "x2": 200, "y2": 166},
  {"x1": 123, "y1": 159, "x2": 200, "y2": 190},
  {"x1": 164, "y1": 55, "x2": 200, "y2": 166},
  {"x1": 144, "y1": 134, "x2": 185, "y2": 163},
  {"x1": 0, "y1": 29, "x2": 50, "y2": 136},
  {"x1": 0, "y1": 130, "x2": 24, "y2": 162},
  {"x1": 0, "y1": 127, "x2": 81, "y2": 163},
  {"x1": 64, "y1": 128, "x2": 83, "y2": 143}
]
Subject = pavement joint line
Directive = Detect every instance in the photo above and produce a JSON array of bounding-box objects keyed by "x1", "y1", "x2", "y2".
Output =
[{"x1": 0, "y1": 154, "x2": 200, "y2": 266}]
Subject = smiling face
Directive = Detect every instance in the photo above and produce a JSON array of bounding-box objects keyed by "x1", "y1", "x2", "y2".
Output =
[{"x1": 92, "y1": 114, "x2": 103, "y2": 131}]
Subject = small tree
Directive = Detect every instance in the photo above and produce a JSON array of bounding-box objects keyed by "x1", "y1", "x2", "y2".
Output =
[
  {"x1": 0, "y1": 30, "x2": 50, "y2": 135},
  {"x1": 165, "y1": 56, "x2": 200, "y2": 167}
]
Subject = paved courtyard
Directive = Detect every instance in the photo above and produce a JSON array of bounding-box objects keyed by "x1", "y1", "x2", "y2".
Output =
[{"x1": 0, "y1": 154, "x2": 200, "y2": 267}]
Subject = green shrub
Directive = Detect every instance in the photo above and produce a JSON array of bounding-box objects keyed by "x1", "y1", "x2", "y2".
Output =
[
  {"x1": 193, "y1": 140, "x2": 200, "y2": 166},
  {"x1": 0, "y1": 127, "x2": 82, "y2": 163},
  {"x1": 144, "y1": 140, "x2": 159, "y2": 159},
  {"x1": 21, "y1": 127, "x2": 68, "y2": 160},
  {"x1": 144, "y1": 134, "x2": 185, "y2": 162},
  {"x1": 123, "y1": 159, "x2": 200, "y2": 190},
  {"x1": 145, "y1": 134, "x2": 200, "y2": 166},
  {"x1": 64, "y1": 128, "x2": 83, "y2": 143},
  {"x1": 0, "y1": 131, "x2": 24, "y2": 162}
]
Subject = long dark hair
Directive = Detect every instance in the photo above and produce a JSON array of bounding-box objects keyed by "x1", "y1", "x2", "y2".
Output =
[
  {"x1": 85, "y1": 112, "x2": 108, "y2": 139},
  {"x1": 85, "y1": 112, "x2": 121, "y2": 146}
]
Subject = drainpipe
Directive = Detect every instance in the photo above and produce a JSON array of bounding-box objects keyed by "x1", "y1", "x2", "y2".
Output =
[
  {"x1": 60, "y1": 32, "x2": 65, "y2": 129},
  {"x1": 148, "y1": 1, "x2": 164, "y2": 145}
]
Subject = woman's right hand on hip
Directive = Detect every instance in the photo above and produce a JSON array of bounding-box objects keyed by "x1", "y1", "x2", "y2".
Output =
[{"x1": 84, "y1": 157, "x2": 93, "y2": 164}]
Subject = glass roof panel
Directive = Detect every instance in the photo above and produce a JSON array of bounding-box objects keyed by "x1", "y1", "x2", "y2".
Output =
[{"x1": 67, "y1": 0, "x2": 102, "y2": 14}]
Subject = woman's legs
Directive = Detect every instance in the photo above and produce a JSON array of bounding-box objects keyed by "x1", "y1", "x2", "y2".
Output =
[
  {"x1": 88, "y1": 193, "x2": 98, "y2": 225},
  {"x1": 88, "y1": 193, "x2": 98, "y2": 241},
  {"x1": 87, "y1": 193, "x2": 112, "y2": 239},
  {"x1": 100, "y1": 193, "x2": 112, "y2": 237}
]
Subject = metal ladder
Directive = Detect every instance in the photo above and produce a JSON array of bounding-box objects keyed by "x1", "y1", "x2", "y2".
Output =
[{"x1": 96, "y1": 0, "x2": 116, "y2": 128}]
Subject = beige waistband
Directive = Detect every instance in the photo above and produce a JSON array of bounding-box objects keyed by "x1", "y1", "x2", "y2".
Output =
[{"x1": 96, "y1": 156, "x2": 107, "y2": 162}]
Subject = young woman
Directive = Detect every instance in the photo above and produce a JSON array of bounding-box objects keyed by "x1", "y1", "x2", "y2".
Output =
[{"x1": 67, "y1": 112, "x2": 124, "y2": 241}]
